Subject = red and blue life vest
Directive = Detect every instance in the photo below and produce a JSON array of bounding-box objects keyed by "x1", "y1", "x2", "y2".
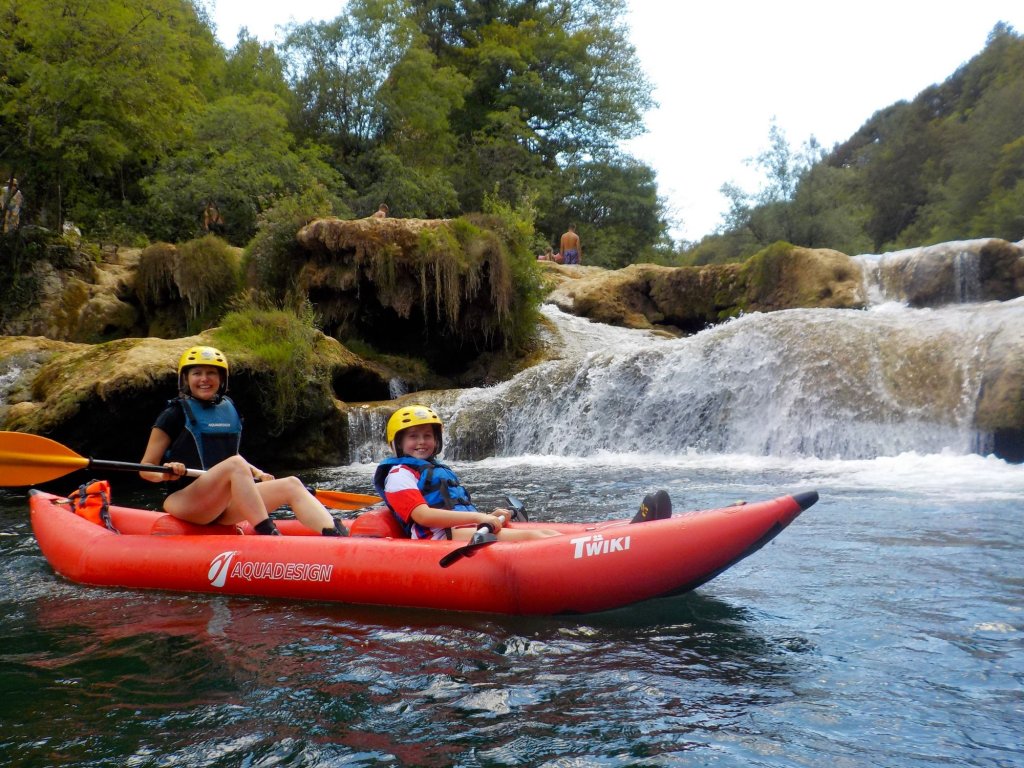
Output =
[{"x1": 373, "y1": 456, "x2": 476, "y2": 537}]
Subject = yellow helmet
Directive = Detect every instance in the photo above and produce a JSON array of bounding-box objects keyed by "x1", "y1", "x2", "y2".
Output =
[
  {"x1": 386, "y1": 405, "x2": 443, "y2": 455},
  {"x1": 177, "y1": 346, "x2": 229, "y2": 394}
]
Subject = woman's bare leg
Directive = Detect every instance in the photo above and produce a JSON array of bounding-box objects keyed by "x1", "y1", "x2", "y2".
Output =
[
  {"x1": 164, "y1": 455, "x2": 270, "y2": 526},
  {"x1": 256, "y1": 476, "x2": 336, "y2": 533}
]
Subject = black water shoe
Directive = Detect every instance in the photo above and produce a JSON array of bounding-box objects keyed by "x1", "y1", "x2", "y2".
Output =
[
  {"x1": 254, "y1": 518, "x2": 282, "y2": 536},
  {"x1": 322, "y1": 518, "x2": 349, "y2": 537},
  {"x1": 630, "y1": 490, "x2": 672, "y2": 523}
]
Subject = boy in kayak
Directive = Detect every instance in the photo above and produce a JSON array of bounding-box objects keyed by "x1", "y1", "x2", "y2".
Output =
[
  {"x1": 374, "y1": 405, "x2": 562, "y2": 541},
  {"x1": 139, "y1": 346, "x2": 346, "y2": 537}
]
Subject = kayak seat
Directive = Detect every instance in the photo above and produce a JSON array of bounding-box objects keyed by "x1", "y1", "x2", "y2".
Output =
[
  {"x1": 151, "y1": 515, "x2": 244, "y2": 536},
  {"x1": 349, "y1": 506, "x2": 406, "y2": 538}
]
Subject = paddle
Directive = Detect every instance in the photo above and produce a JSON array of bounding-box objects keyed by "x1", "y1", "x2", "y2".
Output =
[
  {"x1": 310, "y1": 488, "x2": 383, "y2": 511},
  {"x1": 438, "y1": 492, "x2": 528, "y2": 567},
  {"x1": 0, "y1": 431, "x2": 205, "y2": 486},
  {"x1": 0, "y1": 431, "x2": 383, "y2": 511},
  {"x1": 439, "y1": 521, "x2": 499, "y2": 568}
]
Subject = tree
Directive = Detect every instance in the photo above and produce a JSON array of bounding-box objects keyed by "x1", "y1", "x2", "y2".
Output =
[
  {"x1": 558, "y1": 153, "x2": 667, "y2": 267},
  {"x1": 223, "y1": 29, "x2": 294, "y2": 105},
  {"x1": 718, "y1": 120, "x2": 824, "y2": 249},
  {"x1": 0, "y1": 0, "x2": 219, "y2": 231},
  {"x1": 281, "y1": 1, "x2": 415, "y2": 157},
  {"x1": 281, "y1": 0, "x2": 666, "y2": 255},
  {"x1": 140, "y1": 94, "x2": 347, "y2": 243}
]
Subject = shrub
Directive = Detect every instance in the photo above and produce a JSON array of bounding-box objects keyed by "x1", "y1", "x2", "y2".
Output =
[
  {"x1": 136, "y1": 242, "x2": 179, "y2": 305},
  {"x1": 136, "y1": 236, "x2": 241, "y2": 332},
  {"x1": 175, "y1": 235, "x2": 241, "y2": 323},
  {"x1": 213, "y1": 303, "x2": 327, "y2": 436},
  {"x1": 245, "y1": 182, "x2": 342, "y2": 298}
]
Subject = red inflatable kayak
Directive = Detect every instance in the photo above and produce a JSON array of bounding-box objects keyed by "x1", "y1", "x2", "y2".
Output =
[{"x1": 29, "y1": 488, "x2": 818, "y2": 615}]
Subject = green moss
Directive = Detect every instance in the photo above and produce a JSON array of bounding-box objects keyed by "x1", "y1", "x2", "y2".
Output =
[
  {"x1": 740, "y1": 241, "x2": 795, "y2": 285},
  {"x1": 213, "y1": 305, "x2": 328, "y2": 436},
  {"x1": 175, "y1": 235, "x2": 241, "y2": 323},
  {"x1": 136, "y1": 242, "x2": 178, "y2": 305},
  {"x1": 136, "y1": 236, "x2": 241, "y2": 333}
]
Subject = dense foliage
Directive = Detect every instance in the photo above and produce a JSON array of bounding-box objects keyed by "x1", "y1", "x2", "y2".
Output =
[
  {"x1": 3, "y1": 3, "x2": 1020, "y2": 270},
  {"x1": 689, "y1": 23, "x2": 1024, "y2": 264},
  {"x1": 1, "y1": 0, "x2": 668, "y2": 265}
]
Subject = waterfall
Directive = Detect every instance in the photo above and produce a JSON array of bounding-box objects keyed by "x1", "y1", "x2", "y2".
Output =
[
  {"x1": 855, "y1": 239, "x2": 991, "y2": 306},
  {"x1": 348, "y1": 300, "x2": 1023, "y2": 462},
  {"x1": 0, "y1": 364, "x2": 22, "y2": 406}
]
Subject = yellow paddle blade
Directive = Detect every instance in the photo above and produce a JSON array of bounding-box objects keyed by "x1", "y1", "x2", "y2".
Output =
[
  {"x1": 0, "y1": 431, "x2": 90, "y2": 486},
  {"x1": 314, "y1": 488, "x2": 383, "y2": 511}
]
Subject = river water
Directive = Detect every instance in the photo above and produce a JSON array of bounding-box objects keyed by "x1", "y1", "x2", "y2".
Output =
[
  {"x1": 2, "y1": 247, "x2": 1024, "y2": 766},
  {"x1": 2, "y1": 453, "x2": 1022, "y2": 767}
]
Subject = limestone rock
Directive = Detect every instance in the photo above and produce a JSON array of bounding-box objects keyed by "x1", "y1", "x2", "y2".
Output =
[
  {"x1": 1, "y1": 249, "x2": 142, "y2": 341},
  {"x1": 0, "y1": 332, "x2": 376, "y2": 470},
  {"x1": 295, "y1": 215, "x2": 532, "y2": 377},
  {"x1": 547, "y1": 244, "x2": 866, "y2": 333}
]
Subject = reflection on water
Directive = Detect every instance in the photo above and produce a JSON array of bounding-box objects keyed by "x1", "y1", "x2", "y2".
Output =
[
  {"x1": 2, "y1": 457, "x2": 1023, "y2": 767},
  {"x1": 3, "y1": 580, "x2": 802, "y2": 767}
]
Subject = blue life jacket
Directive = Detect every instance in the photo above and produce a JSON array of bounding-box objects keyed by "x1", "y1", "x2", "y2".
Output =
[
  {"x1": 164, "y1": 396, "x2": 242, "y2": 470},
  {"x1": 373, "y1": 456, "x2": 476, "y2": 538}
]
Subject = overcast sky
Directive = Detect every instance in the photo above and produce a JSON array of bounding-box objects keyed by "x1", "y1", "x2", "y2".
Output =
[{"x1": 206, "y1": 0, "x2": 1024, "y2": 241}]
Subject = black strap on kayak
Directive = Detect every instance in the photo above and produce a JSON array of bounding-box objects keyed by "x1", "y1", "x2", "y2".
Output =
[{"x1": 65, "y1": 479, "x2": 119, "y2": 533}]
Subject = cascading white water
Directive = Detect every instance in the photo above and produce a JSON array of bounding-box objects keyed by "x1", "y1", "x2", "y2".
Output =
[
  {"x1": 348, "y1": 299, "x2": 1023, "y2": 462},
  {"x1": 854, "y1": 239, "x2": 992, "y2": 306},
  {"x1": 0, "y1": 364, "x2": 22, "y2": 405}
]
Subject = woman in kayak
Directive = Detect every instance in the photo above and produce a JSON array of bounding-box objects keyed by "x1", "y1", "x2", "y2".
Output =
[
  {"x1": 374, "y1": 405, "x2": 562, "y2": 542},
  {"x1": 139, "y1": 346, "x2": 346, "y2": 537}
]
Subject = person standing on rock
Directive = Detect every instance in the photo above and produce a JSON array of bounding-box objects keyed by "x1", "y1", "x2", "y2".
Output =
[
  {"x1": 559, "y1": 224, "x2": 582, "y2": 265},
  {"x1": 139, "y1": 345, "x2": 347, "y2": 537},
  {"x1": 2, "y1": 176, "x2": 23, "y2": 233},
  {"x1": 201, "y1": 201, "x2": 225, "y2": 236}
]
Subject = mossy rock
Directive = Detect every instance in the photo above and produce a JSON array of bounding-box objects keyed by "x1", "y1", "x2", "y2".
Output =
[
  {"x1": 295, "y1": 215, "x2": 540, "y2": 377},
  {"x1": 741, "y1": 242, "x2": 865, "y2": 310},
  {"x1": 546, "y1": 245, "x2": 865, "y2": 334},
  {"x1": 0, "y1": 329, "x2": 391, "y2": 470}
]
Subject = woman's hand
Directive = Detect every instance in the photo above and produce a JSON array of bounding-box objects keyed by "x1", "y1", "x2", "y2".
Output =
[
  {"x1": 251, "y1": 467, "x2": 275, "y2": 483},
  {"x1": 162, "y1": 462, "x2": 186, "y2": 481}
]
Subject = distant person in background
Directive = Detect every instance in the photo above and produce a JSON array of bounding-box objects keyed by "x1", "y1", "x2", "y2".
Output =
[
  {"x1": 202, "y1": 201, "x2": 225, "y2": 236},
  {"x1": 372, "y1": 203, "x2": 389, "y2": 219},
  {"x1": 2, "y1": 176, "x2": 23, "y2": 233},
  {"x1": 559, "y1": 224, "x2": 582, "y2": 265}
]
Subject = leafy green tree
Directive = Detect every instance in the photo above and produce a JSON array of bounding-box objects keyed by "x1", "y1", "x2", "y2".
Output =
[
  {"x1": 140, "y1": 94, "x2": 346, "y2": 243},
  {"x1": 789, "y1": 162, "x2": 872, "y2": 255},
  {"x1": 223, "y1": 29, "x2": 294, "y2": 105},
  {"x1": 282, "y1": 0, "x2": 666, "y2": 256},
  {"x1": 558, "y1": 153, "x2": 667, "y2": 267},
  {"x1": 704, "y1": 24, "x2": 1024, "y2": 257},
  {"x1": 0, "y1": 0, "x2": 219, "y2": 231},
  {"x1": 718, "y1": 121, "x2": 825, "y2": 250},
  {"x1": 348, "y1": 148, "x2": 460, "y2": 218},
  {"x1": 970, "y1": 134, "x2": 1024, "y2": 240},
  {"x1": 282, "y1": 1, "x2": 415, "y2": 156},
  {"x1": 378, "y1": 41, "x2": 468, "y2": 169}
]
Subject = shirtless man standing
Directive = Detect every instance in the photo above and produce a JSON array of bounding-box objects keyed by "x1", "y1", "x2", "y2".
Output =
[{"x1": 559, "y1": 224, "x2": 582, "y2": 265}]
